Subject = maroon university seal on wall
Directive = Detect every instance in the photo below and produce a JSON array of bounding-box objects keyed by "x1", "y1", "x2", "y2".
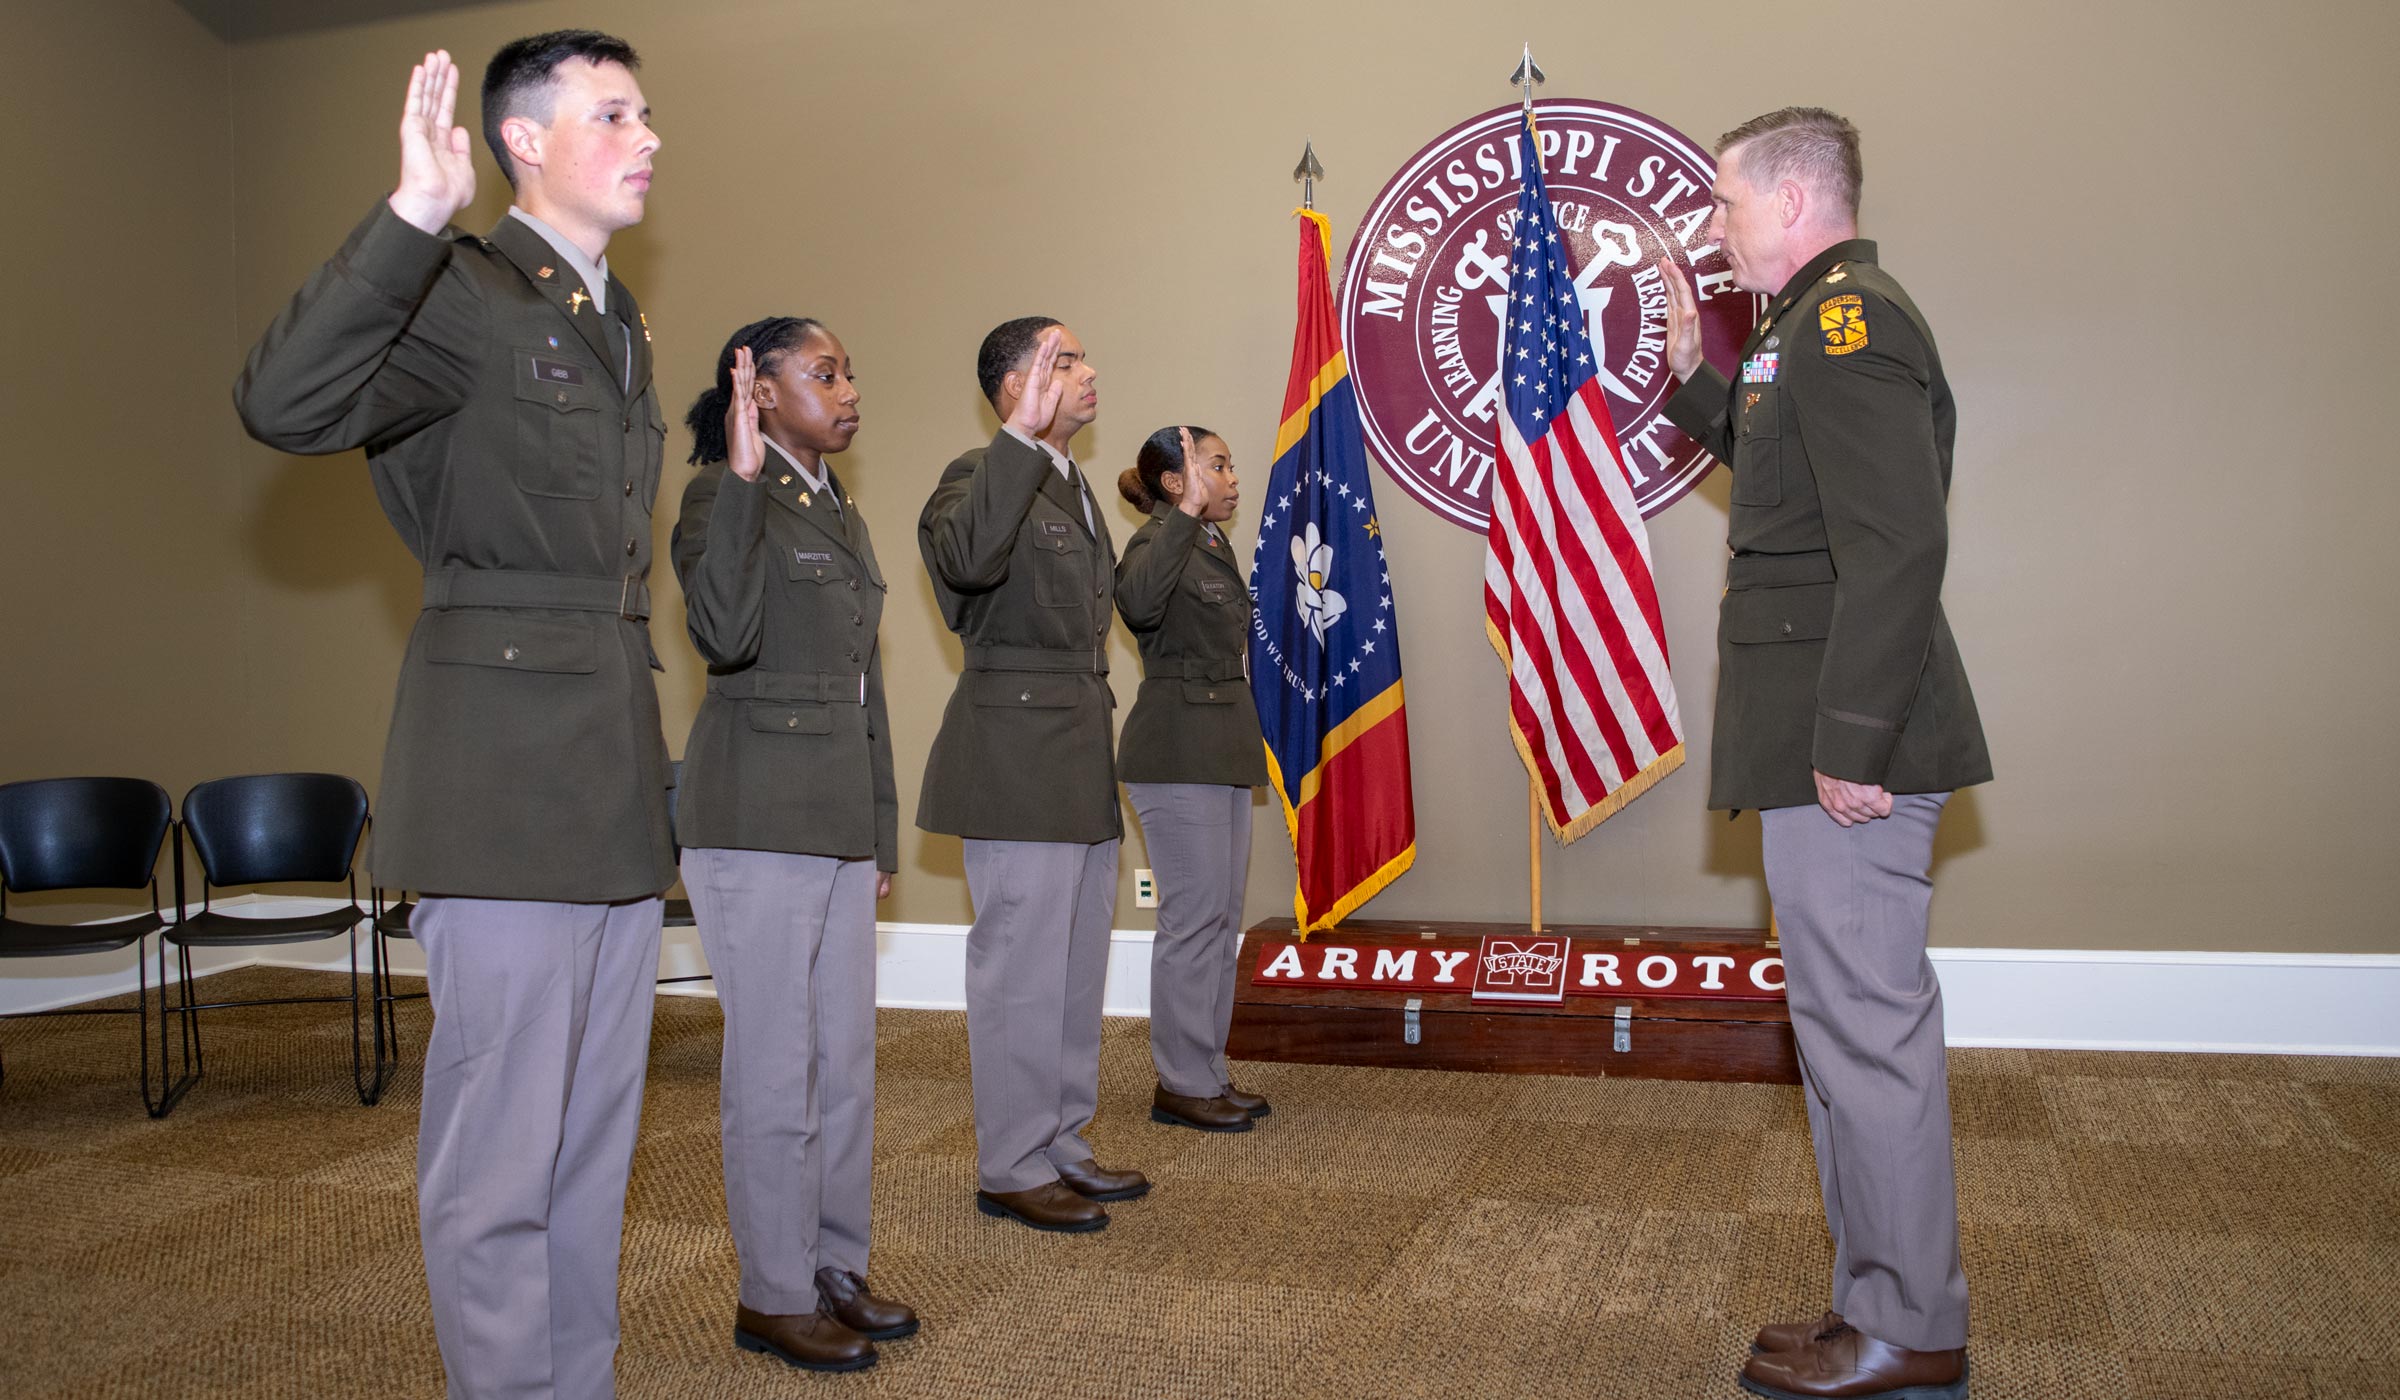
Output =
[{"x1": 1340, "y1": 99, "x2": 1755, "y2": 531}]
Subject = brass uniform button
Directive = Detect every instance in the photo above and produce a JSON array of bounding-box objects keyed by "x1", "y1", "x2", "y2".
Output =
[
  {"x1": 1019, "y1": 690, "x2": 1033, "y2": 702},
  {"x1": 625, "y1": 539, "x2": 638, "y2": 556},
  {"x1": 503, "y1": 645, "x2": 520, "y2": 661}
]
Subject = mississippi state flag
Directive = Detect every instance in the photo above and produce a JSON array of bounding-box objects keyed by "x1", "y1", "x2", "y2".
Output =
[
  {"x1": 1249, "y1": 210, "x2": 1417, "y2": 934},
  {"x1": 1485, "y1": 109, "x2": 1684, "y2": 840}
]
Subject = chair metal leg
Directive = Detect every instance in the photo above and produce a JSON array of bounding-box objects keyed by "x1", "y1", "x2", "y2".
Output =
[
  {"x1": 366, "y1": 924, "x2": 399, "y2": 1106},
  {"x1": 146, "y1": 932, "x2": 198, "y2": 1118},
  {"x1": 175, "y1": 942, "x2": 206, "y2": 1080},
  {"x1": 349, "y1": 917, "x2": 380, "y2": 1107}
]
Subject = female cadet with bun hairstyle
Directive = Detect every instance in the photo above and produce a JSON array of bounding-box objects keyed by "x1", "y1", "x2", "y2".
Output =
[
  {"x1": 1113, "y1": 425, "x2": 1275, "y2": 1134},
  {"x1": 672, "y1": 317, "x2": 914, "y2": 1373}
]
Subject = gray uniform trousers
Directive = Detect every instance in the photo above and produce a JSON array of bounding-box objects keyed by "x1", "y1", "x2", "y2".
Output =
[
  {"x1": 413, "y1": 895, "x2": 664, "y2": 1400},
  {"x1": 960, "y1": 837, "x2": 1119, "y2": 1192},
  {"x1": 1760, "y1": 792, "x2": 1969, "y2": 1353},
  {"x1": 1126, "y1": 784, "x2": 1252, "y2": 1098},
  {"x1": 680, "y1": 847, "x2": 878, "y2": 1315}
]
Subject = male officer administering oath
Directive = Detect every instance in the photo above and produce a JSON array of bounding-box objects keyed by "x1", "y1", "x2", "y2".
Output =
[
  {"x1": 235, "y1": 36, "x2": 670, "y2": 1398},
  {"x1": 918, "y1": 319, "x2": 1147, "y2": 1232},
  {"x1": 1659, "y1": 109, "x2": 1991, "y2": 1400}
]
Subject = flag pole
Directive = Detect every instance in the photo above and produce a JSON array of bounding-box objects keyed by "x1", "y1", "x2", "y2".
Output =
[{"x1": 1512, "y1": 41, "x2": 1548, "y2": 933}]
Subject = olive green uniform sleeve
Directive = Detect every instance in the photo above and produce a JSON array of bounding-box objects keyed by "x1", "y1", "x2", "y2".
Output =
[{"x1": 1788, "y1": 295, "x2": 1949, "y2": 784}]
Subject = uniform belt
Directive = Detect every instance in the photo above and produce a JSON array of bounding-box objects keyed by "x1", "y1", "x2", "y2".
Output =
[
  {"x1": 422, "y1": 568, "x2": 650, "y2": 620},
  {"x1": 1152, "y1": 658, "x2": 1246, "y2": 683},
  {"x1": 964, "y1": 644, "x2": 1108, "y2": 675},
  {"x1": 707, "y1": 669, "x2": 867, "y2": 704},
  {"x1": 1724, "y1": 552, "x2": 1835, "y2": 590}
]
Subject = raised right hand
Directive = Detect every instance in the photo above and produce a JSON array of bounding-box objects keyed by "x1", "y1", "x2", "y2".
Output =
[
  {"x1": 1658, "y1": 257, "x2": 1704, "y2": 382},
  {"x1": 389, "y1": 50, "x2": 477, "y2": 235},
  {"x1": 1174, "y1": 426, "x2": 1217, "y2": 518},
  {"x1": 1006, "y1": 327, "x2": 1068, "y2": 440},
  {"x1": 725, "y1": 348, "x2": 765, "y2": 482}
]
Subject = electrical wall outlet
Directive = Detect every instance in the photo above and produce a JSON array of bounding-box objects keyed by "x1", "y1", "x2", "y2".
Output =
[{"x1": 1134, "y1": 868, "x2": 1158, "y2": 908}]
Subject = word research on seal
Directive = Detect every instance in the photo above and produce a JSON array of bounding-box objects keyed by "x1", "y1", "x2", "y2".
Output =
[{"x1": 1339, "y1": 99, "x2": 1756, "y2": 531}]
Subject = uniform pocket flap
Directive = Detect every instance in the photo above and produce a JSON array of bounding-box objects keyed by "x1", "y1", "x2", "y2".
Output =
[
  {"x1": 1723, "y1": 583, "x2": 1835, "y2": 645},
  {"x1": 424, "y1": 611, "x2": 598, "y2": 673},
  {"x1": 1181, "y1": 680, "x2": 1239, "y2": 704},
  {"x1": 748, "y1": 703, "x2": 834, "y2": 735},
  {"x1": 969, "y1": 673, "x2": 1082, "y2": 708}
]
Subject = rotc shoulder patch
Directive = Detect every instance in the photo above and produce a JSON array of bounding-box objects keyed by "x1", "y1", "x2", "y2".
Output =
[{"x1": 1818, "y1": 294, "x2": 1868, "y2": 356}]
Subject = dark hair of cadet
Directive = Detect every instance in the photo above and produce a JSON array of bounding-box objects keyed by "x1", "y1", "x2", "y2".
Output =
[
  {"x1": 1119, "y1": 425, "x2": 1216, "y2": 512},
  {"x1": 481, "y1": 30, "x2": 642, "y2": 187},
  {"x1": 684, "y1": 317, "x2": 828, "y2": 465},
  {"x1": 976, "y1": 316, "x2": 1063, "y2": 407}
]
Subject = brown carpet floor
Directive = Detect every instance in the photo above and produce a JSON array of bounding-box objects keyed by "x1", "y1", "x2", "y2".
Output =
[{"x1": 1, "y1": 966, "x2": 2395, "y2": 1398}]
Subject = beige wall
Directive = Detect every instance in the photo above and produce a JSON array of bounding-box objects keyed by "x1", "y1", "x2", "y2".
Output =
[
  {"x1": 2, "y1": 0, "x2": 246, "y2": 915},
  {"x1": 14, "y1": 0, "x2": 2396, "y2": 952}
]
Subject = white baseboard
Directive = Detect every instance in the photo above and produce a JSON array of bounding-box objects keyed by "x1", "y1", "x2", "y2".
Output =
[{"x1": 9, "y1": 897, "x2": 2395, "y2": 1057}]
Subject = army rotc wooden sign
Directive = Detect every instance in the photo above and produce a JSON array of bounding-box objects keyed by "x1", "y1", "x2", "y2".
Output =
[{"x1": 1339, "y1": 99, "x2": 1755, "y2": 530}]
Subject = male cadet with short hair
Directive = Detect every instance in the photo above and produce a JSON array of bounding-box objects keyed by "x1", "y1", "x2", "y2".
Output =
[
  {"x1": 234, "y1": 34, "x2": 673, "y2": 1399},
  {"x1": 917, "y1": 319, "x2": 1148, "y2": 1232},
  {"x1": 1658, "y1": 108, "x2": 1991, "y2": 1400}
]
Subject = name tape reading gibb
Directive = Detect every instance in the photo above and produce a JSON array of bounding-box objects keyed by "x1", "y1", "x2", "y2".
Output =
[{"x1": 1250, "y1": 934, "x2": 1784, "y2": 1003}]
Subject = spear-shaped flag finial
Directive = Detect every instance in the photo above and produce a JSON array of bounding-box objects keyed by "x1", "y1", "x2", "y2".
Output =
[
  {"x1": 1293, "y1": 140, "x2": 1325, "y2": 211},
  {"x1": 1510, "y1": 43, "x2": 1545, "y2": 114}
]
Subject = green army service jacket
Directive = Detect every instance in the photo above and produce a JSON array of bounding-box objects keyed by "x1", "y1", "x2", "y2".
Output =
[
  {"x1": 1113, "y1": 506, "x2": 1270, "y2": 788},
  {"x1": 234, "y1": 204, "x2": 676, "y2": 902},
  {"x1": 672, "y1": 459, "x2": 898, "y2": 871},
  {"x1": 1663, "y1": 239, "x2": 1992, "y2": 812},
  {"x1": 915, "y1": 430, "x2": 1122, "y2": 843}
]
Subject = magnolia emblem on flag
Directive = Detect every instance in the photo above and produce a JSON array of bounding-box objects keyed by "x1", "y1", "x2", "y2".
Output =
[{"x1": 1290, "y1": 522, "x2": 1347, "y2": 643}]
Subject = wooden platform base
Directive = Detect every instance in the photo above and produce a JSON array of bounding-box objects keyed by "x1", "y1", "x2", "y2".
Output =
[{"x1": 1227, "y1": 918, "x2": 1799, "y2": 1084}]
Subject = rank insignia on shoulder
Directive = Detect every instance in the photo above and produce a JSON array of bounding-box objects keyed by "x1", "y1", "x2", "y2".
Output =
[
  {"x1": 1741, "y1": 353, "x2": 1780, "y2": 383},
  {"x1": 1825, "y1": 270, "x2": 1848, "y2": 284},
  {"x1": 537, "y1": 265, "x2": 554, "y2": 279},
  {"x1": 1819, "y1": 294, "x2": 1867, "y2": 355},
  {"x1": 639, "y1": 311, "x2": 653, "y2": 343}
]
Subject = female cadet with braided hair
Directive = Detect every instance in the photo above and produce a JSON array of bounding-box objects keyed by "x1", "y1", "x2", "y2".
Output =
[
  {"x1": 671, "y1": 317, "x2": 914, "y2": 1373},
  {"x1": 1113, "y1": 425, "x2": 1274, "y2": 1133}
]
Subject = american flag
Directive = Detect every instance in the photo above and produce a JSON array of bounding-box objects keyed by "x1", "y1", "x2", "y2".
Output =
[{"x1": 1483, "y1": 108, "x2": 1684, "y2": 840}]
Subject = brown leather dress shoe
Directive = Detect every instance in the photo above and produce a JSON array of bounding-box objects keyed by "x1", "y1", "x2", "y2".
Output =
[
  {"x1": 1054, "y1": 1156, "x2": 1152, "y2": 1201},
  {"x1": 1152, "y1": 1085, "x2": 1254, "y2": 1133},
  {"x1": 975, "y1": 1180, "x2": 1109, "y2": 1232},
  {"x1": 815, "y1": 1267, "x2": 919, "y2": 1341},
  {"x1": 1753, "y1": 1310, "x2": 1846, "y2": 1355},
  {"x1": 1738, "y1": 1323, "x2": 1967, "y2": 1400},
  {"x1": 1220, "y1": 1082, "x2": 1272, "y2": 1117},
  {"x1": 733, "y1": 1304, "x2": 876, "y2": 1372}
]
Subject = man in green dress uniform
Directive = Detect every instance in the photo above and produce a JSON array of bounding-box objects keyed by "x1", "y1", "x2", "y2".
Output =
[
  {"x1": 234, "y1": 34, "x2": 671, "y2": 1399},
  {"x1": 1660, "y1": 107, "x2": 1991, "y2": 1400}
]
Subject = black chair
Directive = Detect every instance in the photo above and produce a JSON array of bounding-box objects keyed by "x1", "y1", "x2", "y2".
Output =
[
  {"x1": 0, "y1": 777, "x2": 192, "y2": 1116},
  {"x1": 165, "y1": 773, "x2": 374, "y2": 1111}
]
